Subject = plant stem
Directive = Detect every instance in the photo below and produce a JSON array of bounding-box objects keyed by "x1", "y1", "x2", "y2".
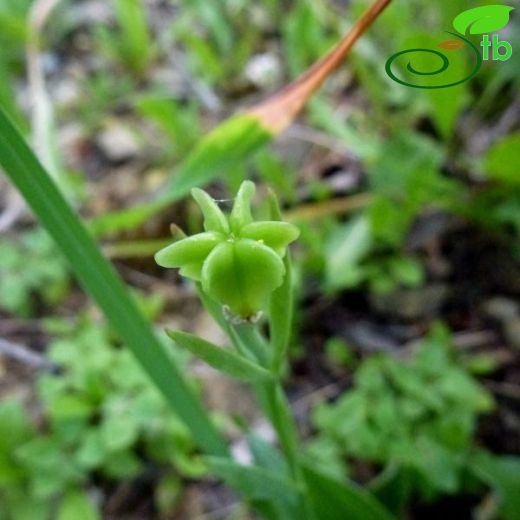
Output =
[{"x1": 231, "y1": 322, "x2": 315, "y2": 518}]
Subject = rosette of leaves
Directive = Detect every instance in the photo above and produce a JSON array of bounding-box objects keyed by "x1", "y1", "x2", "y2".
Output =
[{"x1": 155, "y1": 181, "x2": 299, "y2": 320}]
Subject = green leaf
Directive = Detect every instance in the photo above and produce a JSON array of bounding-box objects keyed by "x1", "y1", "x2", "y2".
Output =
[
  {"x1": 75, "y1": 429, "x2": 106, "y2": 470},
  {"x1": 202, "y1": 239, "x2": 285, "y2": 318},
  {"x1": 166, "y1": 330, "x2": 272, "y2": 381},
  {"x1": 101, "y1": 414, "x2": 139, "y2": 452},
  {"x1": 269, "y1": 251, "x2": 294, "y2": 375},
  {"x1": 206, "y1": 457, "x2": 300, "y2": 510},
  {"x1": 470, "y1": 450, "x2": 520, "y2": 520},
  {"x1": 325, "y1": 215, "x2": 372, "y2": 290},
  {"x1": 248, "y1": 433, "x2": 289, "y2": 475},
  {"x1": 113, "y1": 0, "x2": 154, "y2": 76},
  {"x1": 0, "y1": 107, "x2": 227, "y2": 458},
  {"x1": 302, "y1": 465, "x2": 395, "y2": 520},
  {"x1": 57, "y1": 489, "x2": 100, "y2": 520},
  {"x1": 484, "y1": 132, "x2": 520, "y2": 186},
  {"x1": 0, "y1": 399, "x2": 33, "y2": 453},
  {"x1": 166, "y1": 117, "x2": 270, "y2": 202},
  {"x1": 89, "y1": 114, "x2": 272, "y2": 235},
  {"x1": 369, "y1": 465, "x2": 413, "y2": 516},
  {"x1": 102, "y1": 450, "x2": 143, "y2": 479},
  {"x1": 453, "y1": 6, "x2": 514, "y2": 35}
]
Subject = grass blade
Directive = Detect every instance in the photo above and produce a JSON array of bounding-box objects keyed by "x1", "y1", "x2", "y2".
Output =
[{"x1": 0, "y1": 107, "x2": 228, "y2": 457}]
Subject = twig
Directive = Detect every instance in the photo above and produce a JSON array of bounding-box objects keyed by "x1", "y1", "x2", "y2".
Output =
[
  {"x1": 284, "y1": 193, "x2": 371, "y2": 221},
  {"x1": 0, "y1": 338, "x2": 55, "y2": 370},
  {"x1": 0, "y1": 186, "x2": 26, "y2": 233},
  {"x1": 286, "y1": 124, "x2": 357, "y2": 158}
]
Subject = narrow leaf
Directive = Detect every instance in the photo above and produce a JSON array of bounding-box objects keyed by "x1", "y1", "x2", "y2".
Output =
[
  {"x1": 269, "y1": 252, "x2": 293, "y2": 375},
  {"x1": 0, "y1": 107, "x2": 227, "y2": 457},
  {"x1": 166, "y1": 330, "x2": 272, "y2": 381},
  {"x1": 165, "y1": 115, "x2": 271, "y2": 201},
  {"x1": 267, "y1": 190, "x2": 295, "y2": 375},
  {"x1": 89, "y1": 114, "x2": 272, "y2": 235},
  {"x1": 206, "y1": 457, "x2": 300, "y2": 508}
]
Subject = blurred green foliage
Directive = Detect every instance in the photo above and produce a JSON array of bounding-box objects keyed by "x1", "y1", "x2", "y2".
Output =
[
  {"x1": 0, "y1": 305, "x2": 202, "y2": 520},
  {"x1": 309, "y1": 326, "x2": 494, "y2": 492},
  {"x1": 0, "y1": 230, "x2": 70, "y2": 317},
  {"x1": 0, "y1": 0, "x2": 519, "y2": 517}
]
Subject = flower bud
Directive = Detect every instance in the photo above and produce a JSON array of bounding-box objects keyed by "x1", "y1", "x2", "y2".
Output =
[{"x1": 155, "y1": 182, "x2": 299, "y2": 319}]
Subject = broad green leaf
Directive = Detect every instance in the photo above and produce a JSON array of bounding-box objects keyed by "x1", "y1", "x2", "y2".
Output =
[
  {"x1": 191, "y1": 188, "x2": 230, "y2": 234},
  {"x1": 0, "y1": 107, "x2": 227, "y2": 458},
  {"x1": 166, "y1": 330, "x2": 272, "y2": 381},
  {"x1": 302, "y1": 465, "x2": 395, "y2": 520},
  {"x1": 453, "y1": 6, "x2": 514, "y2": 35},
  {"x1": 57, "y1": 489, "x2": 100, "y2": 520},
  {"x1": 202, "y1": 239, "x2": 285, "y2": 318},
  {"x1": 484, "y1": 132, "x2": 520, "y2": 186},
  {"x1": 470, "y1": 450, "x2": 520, "y2": 520},
  {"x1": 241, "y1": 221, "x2": 300, "y2": 256}
]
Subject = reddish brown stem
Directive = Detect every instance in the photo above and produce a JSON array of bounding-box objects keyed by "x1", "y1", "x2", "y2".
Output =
[{"x1": 248, "y1": 0, "x2": 393, "y2": 133}]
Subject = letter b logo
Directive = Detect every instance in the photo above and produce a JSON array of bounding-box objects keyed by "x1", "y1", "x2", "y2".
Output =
[{"x1": 492, "y1": 34, "x2": 512, "y2": 61}]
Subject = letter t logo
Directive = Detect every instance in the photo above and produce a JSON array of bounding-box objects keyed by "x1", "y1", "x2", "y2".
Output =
[{"x1": 480, "y1": 34, "x2": 491, "y2": 60}]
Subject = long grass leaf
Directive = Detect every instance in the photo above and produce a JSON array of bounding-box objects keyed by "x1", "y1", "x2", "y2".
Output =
[{"x1": 0, "y1": 107, "x2": 228, "y2": 457}]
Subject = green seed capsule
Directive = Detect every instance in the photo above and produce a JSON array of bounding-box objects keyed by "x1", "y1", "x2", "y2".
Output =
[{"x1": 155, "y1": 181, "x2": 299, "y2": 319}]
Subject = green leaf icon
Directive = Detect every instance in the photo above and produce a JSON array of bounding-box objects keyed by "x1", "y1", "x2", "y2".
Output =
[{"x1": 453, "y1": 5, "x2": 514, "y2": 35}]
